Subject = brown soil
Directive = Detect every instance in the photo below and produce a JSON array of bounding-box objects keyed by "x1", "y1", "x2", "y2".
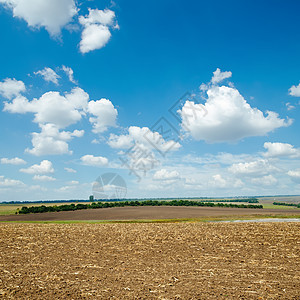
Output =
[
  {"x1": 0, "y1": 206, "x2": 299, "y2": 222},
  {"x1": 0, "y1": 223, "x2": 299, "y2": 299}
]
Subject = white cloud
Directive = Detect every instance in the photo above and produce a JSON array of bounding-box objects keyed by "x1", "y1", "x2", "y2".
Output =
[
  {"x1": 108, "y1": 134, "x2": 133, "y2": 149},
  {"x1": 34, "y1": 67, "x2": 60, "y2": 85},
  {"x1": 79, "y1": 24, "x2": 111, "y2": 54},
  {"x1": 209, "y1": 174, "x2": 227, "y2": 188},
  {"x1": 108, "y1": 126, "x2": 181, "y2": 153},
  {"x1": 20, "y1": 160, "x2": 54, "y2": 174},
  {"x1": 0, "y1": 78, "x2": 25, "y2": 99},
  {"x1": 179, "y1": 84, "x2": 291, "y2": 143},
  {"x1": 153, "y1": 169, "x2": 180, "y2": 180},
  {"x1": 33, "y1": 175, "x2": 56, "y2": 181},
  {"x1": 81, "y1": 154, "x2": 108, "y2": 167},
  {"x1": 1, "y1": 157, "x2": 26, "y2": 165},
  {"x1": 64, "y1": 167, "x2": 76, "y2": 173},
  {"x1": 286, "y1": 102, "x2": 296, "y2": 110},
  {"x1": 263, "y1": 142, "x2": 300, "y2": 158},
  {"x1": 0, "y1": 175, "x2": 25, "y2": 188},
  {"x1": 4, "y1": 87, "x2": 89, "y2": 128},
  {"x1": 251, "y1": 175, "x2": 277, "y2": 186},
  {"x1": 69, "y1": 180, "x2": 79, "y2": 185},
  {"x1": 228, "y1": 159, "x2": 279, "y2": 176},
  {"x1": 0, "y1": 0, "x2": 78, "y2": 37},
  {"x1": 3, "y1": 84, "x2": 118, "y2": 155},
  {"x1": 79, "y1": 8, "x2": 116, "y2": 26},
  {"x1": 25, "y1": 123, "x2": 84, "y2": 156},
  {"x1": 78, "y1": 8, "x2": 117, "y2": 53},
  {"x1": 287, "y1": 170, "x2": 300, "y2": 183},
  {"x1": 289, "y1": 83, "x2": 300, "y2": 97},
  {"x1": 88, "y1": 98, "x2": 118, "y2": 133},
  {"x1": 211, "y1": 68, "x2": 232, "y2": 84},
  {"x1": 62, "y1": 65, "x2": 76, "y2": 84}
]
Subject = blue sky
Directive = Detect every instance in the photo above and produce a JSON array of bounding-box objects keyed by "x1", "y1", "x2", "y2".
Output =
[{"x1": 0, "y1": 0, "x2": 299, "y2": 201}]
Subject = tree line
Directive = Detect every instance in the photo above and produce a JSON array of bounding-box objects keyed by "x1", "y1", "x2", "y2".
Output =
[
  {"x1": 273, "y1": 202, "x2": 300, "y2": 208},
  {"x1": 18, "y1": 200, "x2": 263, "y2": 214}
]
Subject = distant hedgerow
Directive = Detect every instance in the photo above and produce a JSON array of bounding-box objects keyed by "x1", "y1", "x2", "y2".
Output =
[
  {"x1": 273, "y1": 202, "x2": 300, "y2": 208},
  {"x1": 18, "y1": 200, "x2": 263, "y2": 214}
]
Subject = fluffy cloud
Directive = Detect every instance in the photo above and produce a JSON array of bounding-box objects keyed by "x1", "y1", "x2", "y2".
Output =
[
  {"x1": 0, "y1": 175, "x2": 25, "y2": 188},
  {"x1": 26, "y1": 123, "x2": 84, "y2": 156},
  {"x1": 80, "y1": 154, "x2": 108, "y2": 167},
  {"x1": 180, "y1": 79, "x2": 291, "y2": 143},
  {"x1": 79, "y1": 8, "x2": 117, "y2": 53},
  {"x1": 79, "y1": 24, "x2": 111, "y2": 53},
  {"x1": 0, "y1": 78, "x2": 25, "y2": 99},
  {"x1": 4, "y1": 87, "x2": 89, "y2": 128},
  {"x1": 20, "y1": 160, "x2": 54, "y2": 174},
  {"x1": 3, "y1": 83, "x2": 118, "y2": 155},
  {"x1": 79, "y1": 9, "x2": 116, "y2": 26},
  {"x1": 34, "y1": 67, "x2": 60, "y2": 84},
  {"x1": 287, "y1": 170, "x2": 300, "y2": 183},
  {"x1": 33, "y1": 175, "x2": 56, "y2": 181},
  {"x1": 0, "y1": 0, "x2": 78, "y2": 37},
  {"x1": 289, "y1": 83, "x2": 300, "y2": 97},
  {"x1": 108, "y1": 126, "x2": 181, "y2": 153},
  {"x1": 209, "y1": 174, "x2": 227, "y2": 188},
  {"x1": 108, "y1": 134, "x2": 133, "y2": 149},
  {"x1": 263, "y1": 142, "x2": 300, "y2": 158},
  {"x1": 228, "y1": 159, "x2": 279, "y2": 176},
  {"x1": 153, "y1": 169, "x2": 180, "y2": 180},
  {"x1": 251, "y1": 175, "x2": 277, "y2": 186},
  {"x1": 62, "y1": 65, "x2": 76, "y2": 84},
  {"x1": 88, "y1": 98, "x2": 118, "y2": 133},
  {"x1": 211, "y1": 68, "x2": 232, "y2": 84},
  {"x1": 1, "y1": 157, "x2": 26, "y2": 165}
]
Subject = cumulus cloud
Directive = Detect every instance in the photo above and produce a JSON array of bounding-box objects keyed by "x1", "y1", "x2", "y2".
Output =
[
  {"x1": 34, "y1": 67, "x2": 60, "y2": 85},
  {"x1": 0, "y1": 78, "x2": 25, "y2": 99},
  {"x1": 228, "y1": 159, "x2": 279, "y2": 176},
  {"x1": 80, "y1": 154, "x2": 108, "y2": 167},
  {"x1": 1, "y1": 157, "x2": 26, "y2": 165},
  {"x1": 287, "y1": 170, "x2": 300, "y2": 183},
  {"x1": 25, "y1": 123, "x2": 84, "y2": 156},
  {"x1": 3, "y1": 84, "x2": 118, "y2": 155},
  {"x1": 289, "y1": 83, "x2": 300, "y2": 97},
  {"x1": 153, "y1": 169, "x2": 180, "y2": 180},
  {"x1": 61, "y1": 65, "x2": 76, "y2": 84},
  {"x1": 263, "y1": 142, "x2": 300, "y2": 158},
  {"x1": 4, "y1": 87, "x2": 89, "y2": 128},
  {"x1": 79, "y1": 24, "x2": 111, "y2": 53},
  {"x1": 0, "y1": 175, "x2": 25, "y2": 188},
  {"x1": 180, "y1": 76, "x2": 291, "y2": 143},
  {"x1": 88, "y1": 98, "x2": 118, "y2": 133},
  {"x1": 79, "y1": 8, "x2": 117, "y2": 53},
  {"x1": 211, "y1": 68, "x2": 232, "y2": 84},
  {"x1": 108, "y1": 126, "x2": 181, "y2": 153},
  {"x1": 20, "y1": 160, "x2": 54, "y2": 174},
  {"x1": 0, "y1": 0, "x2": 78, "y2": 37},
  {"x1": 209, "y1": 174, "x2": 227, "y2": 188},
  {"x1": 33, "y1": 175, "x2": 56, "y2": 181},
  {"x1": 251, "y1": 175, "x2": 277, "y2": 186},
  {"x1": 64, "y1": 167, "x2": 76, "y2": 173}
]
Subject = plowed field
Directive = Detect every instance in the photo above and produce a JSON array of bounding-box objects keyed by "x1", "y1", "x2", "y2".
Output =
[
  {"x1": 0, "y1": 206, "x2": 299, "y2": 221},
  {"x1": 0, "y1": 222, "x2": 299, "y2": 299}
]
